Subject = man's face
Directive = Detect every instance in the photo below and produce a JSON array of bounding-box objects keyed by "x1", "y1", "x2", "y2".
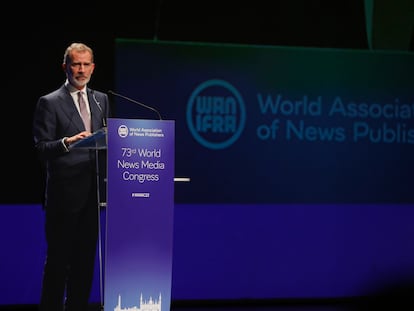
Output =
[{"x1": 64, "y1": 50, "x2": 95, "y2": 89}]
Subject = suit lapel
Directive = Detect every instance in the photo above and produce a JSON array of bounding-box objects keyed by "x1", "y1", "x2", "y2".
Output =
[
  {"x1": 59, "y1": 85, "x2": 87, "y2": 132},
  {"x1": 87, "y1": 89, "x2": 101, "y2": 132}
]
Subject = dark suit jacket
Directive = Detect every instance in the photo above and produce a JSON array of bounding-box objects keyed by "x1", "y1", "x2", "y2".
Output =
[{"x1": 33, "y1": 84, "x2": 109, "y2": 211}]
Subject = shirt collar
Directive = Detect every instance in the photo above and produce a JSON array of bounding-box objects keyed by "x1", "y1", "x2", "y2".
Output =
[{"x1": 65, "y1": 80, "x2": 87, "y2": 94}]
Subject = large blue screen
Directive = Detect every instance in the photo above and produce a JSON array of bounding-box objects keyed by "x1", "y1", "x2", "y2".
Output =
[{"x1": 113, "y1": 40, "x2": 414, "y2": 204}]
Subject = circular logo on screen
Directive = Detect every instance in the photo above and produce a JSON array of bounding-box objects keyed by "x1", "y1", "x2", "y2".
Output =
[
  {"x1": 118, "y1": 125, "x2": 128, "y2": 137},
  {"x1": 186, "y1": 79, "x2": 246, "y2": 149}
]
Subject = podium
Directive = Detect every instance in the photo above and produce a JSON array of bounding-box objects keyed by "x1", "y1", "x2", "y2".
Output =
[
  {"x1": 69, "y1": 127, "x2": 108, "y2": 308},
  {"x1": 69, "y1": 127, "x2": 108, "y2": 206},
  {"x1": 70, "y1": 119, "x2": 175, "y2": 311},
  {"x1": 69, "y1": 127, "x2": 107, "y2": 149},
  {"x1": 106, "y1": 118, "x2": 175, "y2": 311}
]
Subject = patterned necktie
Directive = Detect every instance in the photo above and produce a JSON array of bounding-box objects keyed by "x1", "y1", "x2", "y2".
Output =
[{"x1": 78, "y1": 91, "x2": 91, "y2": 132}]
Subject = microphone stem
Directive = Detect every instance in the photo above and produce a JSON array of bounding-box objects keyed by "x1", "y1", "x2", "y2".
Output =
[{"x1": 109, "y1": 91, "x2": 162, "y2": 120}]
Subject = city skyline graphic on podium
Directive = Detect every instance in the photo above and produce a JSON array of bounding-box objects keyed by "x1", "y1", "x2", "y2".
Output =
[{"x1": 114, "y1": 293, "x2": 162, "y2": 311}]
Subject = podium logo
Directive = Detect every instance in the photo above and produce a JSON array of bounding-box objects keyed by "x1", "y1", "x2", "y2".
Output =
[
  {"x1": 186, "y1": 79, "x2": 246, "y2": 149},
  {"x1": 118, "y1": 125, "x2": 128, "y2": 137}
]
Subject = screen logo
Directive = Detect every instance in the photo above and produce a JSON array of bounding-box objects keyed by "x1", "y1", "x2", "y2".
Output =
[{"x1": 186, "y1": 79, "x2": 246, "y2": 149}]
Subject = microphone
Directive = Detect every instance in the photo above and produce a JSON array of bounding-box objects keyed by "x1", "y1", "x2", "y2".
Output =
[
  {"x1": 90, "y1": 89, "x2": 107, "y2": 128},
  {"x1": 108, "y1": 90, "x2": 162, "y2": 120}
]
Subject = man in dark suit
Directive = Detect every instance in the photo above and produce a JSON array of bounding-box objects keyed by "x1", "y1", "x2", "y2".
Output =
[{"x1": 32, "y1": 42, "x2": 109, "y2": 311}]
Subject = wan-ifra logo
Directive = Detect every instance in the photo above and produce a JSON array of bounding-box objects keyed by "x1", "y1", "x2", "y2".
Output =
[
  {"x1": 186, "y1": 79, "x2": 246, "y2": 149},
  {"x1": 118, "y1": 124, "x2": 128, "y2": 137}
]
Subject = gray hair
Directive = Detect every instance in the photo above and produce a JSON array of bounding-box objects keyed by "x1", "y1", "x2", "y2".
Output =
[{"x1": 63, "y1": 42, "x2": 94, "y2": 64}]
